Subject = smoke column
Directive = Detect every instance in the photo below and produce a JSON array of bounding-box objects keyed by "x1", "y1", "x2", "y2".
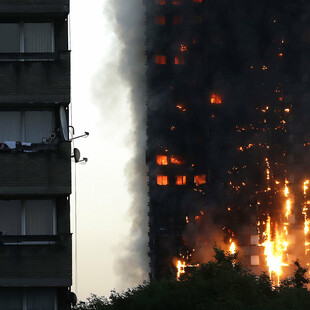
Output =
[{"x1": 110, "y1": 1, "x2": 149, "y2": 287}]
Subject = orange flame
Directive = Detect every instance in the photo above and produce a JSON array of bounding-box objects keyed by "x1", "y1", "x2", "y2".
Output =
[
  {"x1": 176, "y1": 175, "x2": 186, "y2": 185},
  {"x1": 157, "y1": 175, "x2": 168, "y2": 185},
  {"x1": 210, "y1": 94, "x2": 222, "y2": 104},
  {"x1": 229, "y1": 238, "x2": 236, "y2": 254},
  {"x1": 176, "y1": 260, "x2": 186, "y2": 280},
  {"x1": 157, "y1": 155, "x2": 168, "y2": 165},
  {"x1": 261, "y1": 216, "x2": 288, "y2": 285},
  {"x1": 171, "y1": 155, "x2": 185, "y2": 165},
  {"x1": 194, "y1": 175, "x2": 206, "y2": 185}
]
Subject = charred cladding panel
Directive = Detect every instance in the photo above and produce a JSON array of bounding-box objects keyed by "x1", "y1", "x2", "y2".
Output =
[{"x1": 0, "y1": 142, "x2": 71, "y2": 195}]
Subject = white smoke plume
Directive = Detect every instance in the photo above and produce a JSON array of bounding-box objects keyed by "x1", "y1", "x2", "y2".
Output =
[{"x1": 109, "y1": 0, "x2": 149, "y2": 288}]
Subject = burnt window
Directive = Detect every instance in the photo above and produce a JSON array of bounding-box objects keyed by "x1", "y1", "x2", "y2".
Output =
[
  {"x1": 193, "y1": 15, "x2": 203, "y2": 23},
  {"x1": 171, "y1": 155, "x2": 185, "y2": 164},
  {"x1": 155, "y1": 0, "x2": 166, "y2": 4},
  {"x1": 193, "y1": 0, "x2": 203, "y2": 2},
  {"x1": 173, "y1": 15, "x2": 184, "y2": 24},
  {"x1": 157, "y1": 175, "x2": 168, "y2": 185},
  {"x1": 210, "y1": 94, "x2": 222, "y2": 104},
  {"x1": 155, "y1": 55, "x2": 167, "y2": 64},
  {"x1": 0, "y1": 23, "x2": 54, "y2": 53},
  {"x1": 172, "y1": 0, "x2": 182, "y2": 4},
  {"x1": 194, "y1": 175, "x2": 207, "y2": 185},
  {"x1": 157, "y1": 155, "x2": 168, "y2": 165},
  {"x1": 176, "y1": 176, "x2": 186, "y2": 185},
  {"x1": 175, "y1": 55, "x2": 184, "y2": 64},
  {"x1": 155, "y1": 15, "x2": 166, "y2": 25}
]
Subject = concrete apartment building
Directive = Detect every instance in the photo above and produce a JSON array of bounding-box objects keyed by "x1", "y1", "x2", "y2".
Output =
[{"x1": 0, "y1": 0, "x2": 72, "y2": 308}]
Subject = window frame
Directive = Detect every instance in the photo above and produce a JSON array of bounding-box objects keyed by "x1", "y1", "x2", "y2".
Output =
[
  {"x1": 0, "y1": 109, "x2": 57, "y2": 144},
  {"x1": 0, "y1": 199, "x2": 57, "y2": 243},
  {"x1": 0, "y1": 22, "x2": 55, "y2": 61}
]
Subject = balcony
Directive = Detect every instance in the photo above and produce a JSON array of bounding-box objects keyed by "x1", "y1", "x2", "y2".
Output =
[
  {"x1": 0, "y1": 51, "x2": 70, "y2": 105},
  {"x1": 0, "y1": 0, "x2": 69, "y2": 15},
  {"x1": 0, "y1": 141, "x2": 71, "y2": 195},
  {"x1": 0, "y1": 233, "x2": 71, "y2": 286}
]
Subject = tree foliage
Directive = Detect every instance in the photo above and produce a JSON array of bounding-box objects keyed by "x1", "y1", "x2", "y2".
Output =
[{"x1": 73, "y1": 248, "x2": 310, "y2": 310}]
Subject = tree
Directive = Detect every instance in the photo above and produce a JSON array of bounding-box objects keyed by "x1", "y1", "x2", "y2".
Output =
[{"x1": 73, "y1": 248, "x2": 310, "y2": 310}]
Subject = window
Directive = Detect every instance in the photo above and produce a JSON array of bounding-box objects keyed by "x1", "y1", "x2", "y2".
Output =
[
  {"x1": 172, "y1": 0, "x2": 182, "y2": 4},
  {"x1": 0, "y1": 200, "x2": 56, "y2": 236},
  {"x1": 155, "y1": 55, "x2": 167, "y2": 65},
  {"x1": 193, "y1": 15, "x2": 203, "y2": 23},
  {"x1": 176, "y1": 176, "x2": 186, "y2": 185},
  {"x1": 210, "y1": 94, "x2": 222, "y2": 104},
  {"x1": 175, "y1": 55, "x2": 184, "y2": 65},
  {"x1": 157, "y1": 155, "x2": 168, "y2": 165},
  {"x1": 251, "y1": 255, "x2": 259, "y2": 266},
  {"x1": 0, "y1": 23, "x2": 54, "y2": 53},
  {"x1": 170, "y1": 155, "x2": 185, "y2": 165},
  {"x1": 250, "y1": 235, "x2": 259, "y2": 245},
  {"x1": 155, "y1": 15, "x2": 166, "y2": 25},
  {"x1": 194, "y1": 175, "x2": 207, "y2": 185},
  {"x1": 173, "y1": 15, "x2": 184, "y2": 24},
  {"x1": 0, "y1": 110, "x2": 55, "y2": 143},
  {"x1": 0, "y1": 288, "x2": 57, "y2": 310},
  {"x1": 157, "y1": 175, "x2": 168, "y2": 185},
  {"x1": 193, "y1": 0, "x2": 203, "y2": 2},
  {"x1": 155, "y1": 0, "x2": 166, "y2": 4},
  {"x1": 287, "y1": 234, "x2": 296, "y2": 244}
]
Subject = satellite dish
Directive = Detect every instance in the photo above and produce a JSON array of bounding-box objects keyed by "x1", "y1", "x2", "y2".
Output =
[
  {"x1": 59, "y1": 105, "x2": 69, "y2": 141},
  {"x1": 73, "y1": 148, "x2": 80, "y2": 163}
]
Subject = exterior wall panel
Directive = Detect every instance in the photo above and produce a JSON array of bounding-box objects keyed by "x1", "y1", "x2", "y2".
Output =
[
  {"x1": 0, "y1": 234, "x2": 71, "y2": 286},
  {"x1": 0, "y1": 142, "x2": 71, "y2": 195},
  {"x1": 0, "y1": 0, "x2": 69, "y2": 15},
  {"x1": 0, "y1": 52, "x2": 70, "y2": 104}
]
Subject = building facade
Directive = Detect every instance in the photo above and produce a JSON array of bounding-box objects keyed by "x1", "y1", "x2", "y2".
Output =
[
  {"x1": 146, "y1": 0, "x2": 310, "y2": 282},
  {"x1": 0, "y1": 0, "x2": 72, "y2": 308}
]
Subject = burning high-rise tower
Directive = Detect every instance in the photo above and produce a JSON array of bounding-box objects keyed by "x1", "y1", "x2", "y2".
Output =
[{"x1": 146, "y1": 0, "x2": 310, "y2": 283}]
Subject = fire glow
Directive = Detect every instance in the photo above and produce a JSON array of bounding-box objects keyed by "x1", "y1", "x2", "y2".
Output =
[{"x1": 261, "y1": 216, "x2": 288, "y2": 285}]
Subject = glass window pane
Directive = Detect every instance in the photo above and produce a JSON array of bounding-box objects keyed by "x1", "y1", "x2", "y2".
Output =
[
  {"x1": 0, "y1": 200, "x2": 21, "y2": 235},
  {"x1": 25, "y1": 200, "x2": 54, "y2": 235},
  {"x1": 0, "y1": 23, "x2": 20, "y2": 52},
  {"x1": 26, "y1": 288, "x2": 55, "y2": 310},
  {"x1": 0, "y1": 112, "x2": 21, "y2": 142},
  {"x1": 24, "y1": 111, "x2": 54, "y2": 143},
  {"x1": 0, "y1": 288, "x2": 23, "y2": 310},
  {"x1": 24, "y1": 23, "x2": 54, "y2": 53}
]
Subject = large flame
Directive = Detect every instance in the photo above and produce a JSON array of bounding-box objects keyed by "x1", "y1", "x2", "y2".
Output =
[
  {"x1": 229, "y1": 239, "x2": 236, "y2": 254},
  {"x1": 303, "y1": 180, "x2": 310, "y2": 255},
  {"x1": 176, "y1": 260, "x2": 186, "y2": 280},
  {"x1": 262, "y1": 216, "x2": 288, "y2": 285}
]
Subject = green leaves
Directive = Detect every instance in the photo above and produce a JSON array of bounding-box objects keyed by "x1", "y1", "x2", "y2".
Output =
[{"x1": 73, "y1": 248, "x2": 310, "y2": 310}]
